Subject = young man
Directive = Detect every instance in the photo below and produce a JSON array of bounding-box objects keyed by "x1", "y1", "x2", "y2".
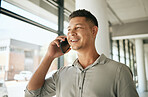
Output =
[{"x1": 25, "y1": 9, "x2": 139, "y2": 97}]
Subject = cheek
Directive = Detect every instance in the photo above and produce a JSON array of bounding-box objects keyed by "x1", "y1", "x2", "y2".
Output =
[
  {"x1": 81, "y1": 34, "x2": 90, "y2": 44},
  {"x1": 83, "y1": 33, "x2": 93, "y2": 44},
  {"x1": 81, "y1": 31, "x2": 91, "y2": 39}
]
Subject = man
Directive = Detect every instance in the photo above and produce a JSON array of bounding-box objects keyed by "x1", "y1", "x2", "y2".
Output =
[{"x1": 25, "y1": 9, "x2": 139, "y2": 97}]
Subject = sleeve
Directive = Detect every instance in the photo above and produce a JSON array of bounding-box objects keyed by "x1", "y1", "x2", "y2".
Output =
[
  {"x1": 24, "y1": 71, "x2": 58, "y2": 97},
  {"x1": 117, "y1": 65, "x2": 139, "y2": 97}
]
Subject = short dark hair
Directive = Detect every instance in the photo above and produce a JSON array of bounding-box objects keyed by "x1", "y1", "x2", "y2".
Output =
[{"x1": 69, "y1": 9, "x2": 98, "y2": 27}]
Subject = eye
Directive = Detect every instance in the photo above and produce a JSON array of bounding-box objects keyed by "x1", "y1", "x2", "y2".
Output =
[
  {"x1": 75, "y1": 27, "x2": 81, "y2": 30},
  {"x1": 68, "y1": 28, "x2": 71, "y2": 32}
]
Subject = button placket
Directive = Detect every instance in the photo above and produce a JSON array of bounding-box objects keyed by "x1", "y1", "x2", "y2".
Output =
[{"x1": 79, "y1": 70, "x2": 86, "y2": 97}]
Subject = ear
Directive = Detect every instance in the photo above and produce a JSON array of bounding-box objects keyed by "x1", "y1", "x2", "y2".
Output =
[{"x1": 92, "y1": 26, "x2": 98, "y2": 37}]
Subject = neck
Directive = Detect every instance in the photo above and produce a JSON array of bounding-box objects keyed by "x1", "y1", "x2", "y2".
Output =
[{"x1": 77, "y1": 48, "x2": 100, "y2": 69}]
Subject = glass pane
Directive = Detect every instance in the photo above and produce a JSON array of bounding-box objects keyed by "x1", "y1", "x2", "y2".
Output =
[
  {"x1": 113, "y1": 55, "x2": 118, "y2": 62},
  {"x1": 0, "y1": 14, "x2": 57, "y2": 46},
  {"x1": 113, "y1": 46, "x2": 118, "y2": 56},
  {"x1": 0, "y1": 14, "x2": 58, "y2": 97},
  {"x1": 126, "y1": 59, "x2": 130, "y2": 67},
  {"x1": 120, "y1": 40, "x2": 124, "y2": 57},
  {"x1": 112, "y1": 40, "x2": 117, "y2": 47},
  {"x1": 120, "y1": 57, "x2": 125, "y2": 64},
  {"x1": 64, "y1": 21, "x2": 69, "y2": 35}
]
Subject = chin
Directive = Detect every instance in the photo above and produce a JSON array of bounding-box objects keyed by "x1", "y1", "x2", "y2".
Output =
[{"x1": 72, "y1": 46, "x2": 82, "y2": 50}]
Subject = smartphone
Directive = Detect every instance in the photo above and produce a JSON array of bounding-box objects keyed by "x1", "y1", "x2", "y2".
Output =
[{"x1": 59, "y1": 38, "x2": 70, "y2": 54}]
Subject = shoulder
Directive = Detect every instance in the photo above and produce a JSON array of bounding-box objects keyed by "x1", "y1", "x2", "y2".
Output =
[
  {"x1": 100, "y1": 54, "x2": 125, "y2": 69},
  {"x1": 106, "y1": 58, "x2": 124, "y2": 67},
  {"x1": 105, "y1": 58, "x2": 132, "y2": 77},
  {"x1": 105, "y1": 58, "x2": 124, "y2": 70}
]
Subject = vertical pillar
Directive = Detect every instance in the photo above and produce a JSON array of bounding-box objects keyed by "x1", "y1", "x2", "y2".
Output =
[
  {"x1": 131, "y1": 44, "x2": 135, "y2": 78},
  {"x1": 75, "y1": 0, "x2": 110, "y2": 57},
  {"x1": 109, "y1": 24, "x2": 113, "y2": 59},
  {"x1": 145, "y1": 52, "x2": 148, "y2": 88},
  {"x1": 116, "y1": 40, "x2": 120, "y2": 62},
  {"x1": 123, "y1": 39, "x2": 126, "y2": 64},
  {"x1": 128, "y1": 40, "x2": 131, "y2": 68},
  {"x1": 57, "y1": 0, "x2": 64, "y2": 69},
  {"x1": 135, "y1": 39, "x2": 147, "y2": 92}
]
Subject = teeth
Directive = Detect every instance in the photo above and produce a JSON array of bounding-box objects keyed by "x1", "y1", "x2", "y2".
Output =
[
  {"x1": 71, "y1": 40, "x2": 78, "y2": 42},
  {"x1": 72, "y1": 40, "x2": 76, "y2": 42}
]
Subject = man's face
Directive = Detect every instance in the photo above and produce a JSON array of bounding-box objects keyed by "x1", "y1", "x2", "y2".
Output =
[{"x1": 67, "y1": 17, "x2": 95, "y2": 51}]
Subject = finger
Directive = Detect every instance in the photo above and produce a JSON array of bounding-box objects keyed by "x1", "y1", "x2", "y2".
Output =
[
  {"x1": 53, "y1": 39, "x2": 60, "y2": 47},
  {"x1": 56, "y1": 36, "x2": 67, "y2": 41},
  {"x1": 56, "y1": 38, "x2": 65, "y2": 42},
  {"x1": 55, "y1": 37, "x2": 67, "y2": 47},
  {"x1": 57, "y1": 35, "x2": 67, "y2": 38},
  {"x1": 52, "y1": 36, "x2": 67, "y2": 47}
]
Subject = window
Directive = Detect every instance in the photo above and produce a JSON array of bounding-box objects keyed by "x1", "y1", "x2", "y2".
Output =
[
  {"x1": 0, "y1": 14, "x2": 58, "y2": 71},
  {"x1": 0, "y1": 1, "x2": 59, "y2": 97},
  {"x1": 0, "y1": 46, "x2": 7, "y2": 51},
  {"x1": 112, "y1": 39, "x2": 138, "y2": 86}
]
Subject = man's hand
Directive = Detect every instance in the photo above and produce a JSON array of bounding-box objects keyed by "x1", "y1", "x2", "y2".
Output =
[
  {"x1": 47, "y1": 36, "x2": 71, "y2": 59},
  {"x1": 27, "y1": 36, "x2": 71, "y2": 91}
]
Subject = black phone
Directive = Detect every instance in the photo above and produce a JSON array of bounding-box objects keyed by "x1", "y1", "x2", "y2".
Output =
[{"x1": 59, "y1": 38, "x2": 70, "y2": 54}]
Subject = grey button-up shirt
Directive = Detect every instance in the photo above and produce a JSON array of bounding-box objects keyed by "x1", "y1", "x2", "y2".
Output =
[{"x1": 25, "y1": 54, "x2": 139, "y2": 97}]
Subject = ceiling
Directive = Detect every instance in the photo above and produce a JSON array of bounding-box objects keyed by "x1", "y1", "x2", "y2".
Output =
[
  {"x1": 65, "y1": 0, "x2": 148, "y2": 25},
  {"x1": 106, "y1": 0, "x2": 148, "y2": 25},
  {"x1": 106, "y1": 0, "x2": 148, "y2": 43}
]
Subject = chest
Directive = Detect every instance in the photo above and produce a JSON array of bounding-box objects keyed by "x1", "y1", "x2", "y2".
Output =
[{"x1": 56, "y1": 66, "x2": 117, "y2": 97}]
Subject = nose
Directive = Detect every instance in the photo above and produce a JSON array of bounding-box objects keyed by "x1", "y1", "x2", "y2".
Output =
[{"x1": 68, "y1": 29, "x2": 77, "y2": 36}]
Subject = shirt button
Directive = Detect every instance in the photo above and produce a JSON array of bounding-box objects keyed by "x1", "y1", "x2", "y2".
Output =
[
  {"x1": 82, "y1": 70, "x2": 85, "y2": 73},
  {"x1": 79, "y1": 87, "x2": 82, "y2": 90}
]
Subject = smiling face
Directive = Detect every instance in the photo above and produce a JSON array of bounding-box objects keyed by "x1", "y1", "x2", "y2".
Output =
[{"x1": 67, "y1": 17, "x2": 97, "y2": 52}]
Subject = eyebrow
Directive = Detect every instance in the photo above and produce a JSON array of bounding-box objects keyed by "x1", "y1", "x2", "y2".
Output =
[{"x1": 67, "y1": 23, "x2": 84, "y2": 29}]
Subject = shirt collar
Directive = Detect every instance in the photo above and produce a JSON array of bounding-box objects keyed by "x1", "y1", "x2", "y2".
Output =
[{"x1": 72, "y1": 54, "x2": 107, "y2": 70}]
